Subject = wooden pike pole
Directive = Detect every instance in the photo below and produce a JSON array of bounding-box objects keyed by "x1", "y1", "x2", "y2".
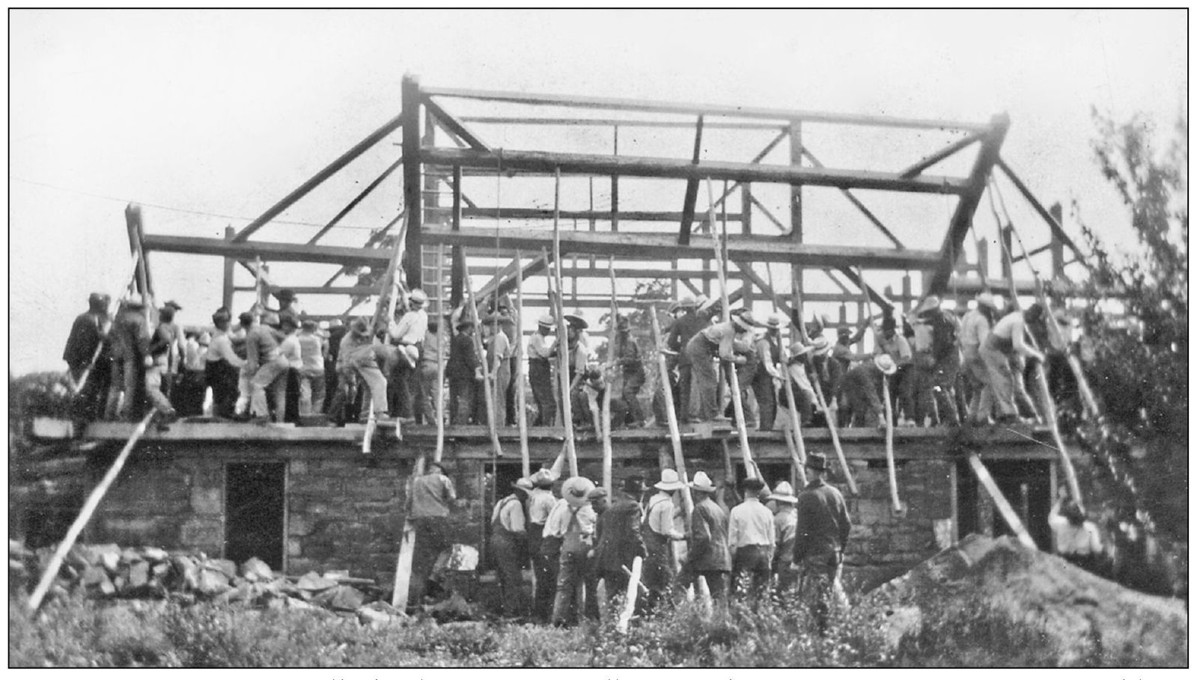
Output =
[
  {"x1": 69, "y1": 252, "x2": 141, "y2": 396},
  {"x1": 616, "y1": 555, "x2": 644, "y2": 633},
  {"x1": 364, "y1": 209, "x2": 411, "y2": 453},
  {"x1": 780, "y1": 361, "x2": 809, "y2": 487},
  {"x1": 462, "y1": 250, "x2": 504, "y2": 460},
  {"x1": 434, "y1": 244, "x2": 447, "y2": 464},
  {"x1": 551, "y1": 169, "x2": 579, "y2": 477},
  {"x1": 602, "y1": 257, "x2": 619, "y2": 498},
  {"x1": 967, "y1": 453, "x2": 1037, "y2": 550},
  {"x1": 391, "y1": 457, "x2": 424, "y2": 610},
  {"x1": 650, "y1": 308, "x2": 695, "y2": 522},
  {"x1": 704, "y1": 177, "x2": 756, "y2": 479},
  {"x1": 881, "y1": 375, "x2": 904, "y2": 513},
  {"x1": 28, "y1": 411, "x2": 156, "y2": 612},
  {"x1": 514, "y1": 250, "x2": 531, "y2": 477}
]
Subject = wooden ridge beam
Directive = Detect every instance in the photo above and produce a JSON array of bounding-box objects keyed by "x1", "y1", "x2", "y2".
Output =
[
  {"x1": 232, "y1": 110, "x2": 406, "y2": 243},
  {"x1": 899, "y1": 132, "x2": 984, "y2": 179},
  {"x1": 424, "y1": 85, "x2": 991, "y2": 132},
  {"x1": 427, "y1": 206, "x2": 746, "y2": 223},
  {"x1": 424, "y1": 225, "x2": 942, "y2": 269},
  {"x1": 422, "y1": 147, "x2": 971, "y2": 195}
]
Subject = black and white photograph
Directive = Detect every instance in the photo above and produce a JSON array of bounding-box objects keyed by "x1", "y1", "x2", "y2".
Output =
[{"x1": 7, "y1": 7, "x2": 1188, "y2": 669}]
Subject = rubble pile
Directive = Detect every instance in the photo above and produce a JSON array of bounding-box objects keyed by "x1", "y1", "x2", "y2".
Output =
[
  {"x1": 9, "y1": 540, "x2": 407, "y2": 628},
  {"x1": 872, "y1": 534, "x2": 1188, "y2": 666}
]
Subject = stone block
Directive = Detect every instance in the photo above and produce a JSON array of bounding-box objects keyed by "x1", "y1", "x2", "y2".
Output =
[
  {"x1": 197, "y1": 568, "x2": 230, "y2": 596},
  {"x1": 290, "y1": 460, "x2": 308, "y2": 476},
  {"x1": 287, "y1": 538, "x2": 302, "y2": 557},
  {"x1": 128, "y1": 561, "x2": 150, "y2": 588},
  {"x1": 288, "y1": 515, "x2": 311, "y2": 536},
  {"x1": 180, "y1": 522, "x2": 223, "y2": 550},
  {"x1": 191, "y1": 488, "x2": 222, "y2": 515},
  {"x1": 241, "y1": 557, "x2": 273, "y2": 582}
]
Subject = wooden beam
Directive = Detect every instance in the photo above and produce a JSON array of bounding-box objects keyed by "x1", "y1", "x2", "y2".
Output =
[
  {"x1": 733, "y1": 261, "x2": 795, "y2": 323},
  {"x1": 143, "y1": 234, "x2": 393, "y2": 267},
  {"x1": 426, "y1": 206, "x2": 746, "y2": 223},
  {"x1": 306, "y1": 156, "x2": 404, "y2": 245},
  {"x1": 221, "y1": 226, "x2": 235, "y2": 310},
  {"x1": 402, "y1": 74, "x2": 423, "y2": 290},
  {"x1": 799, "y1": 146, "x2": 905, "y2": 249},
  {"x1": 837, "y1": 266, "x2": 895, "y2": 313},
  {"x1": 422, "y1": 94, "x2": 491, "y2": 152},
  {"x1": 679, "y1": 116, "x2": 704, "y2": 245},
  {"x1": 996, "y1": 158, "x2": 1090, "y2": 266},
  {"x1": 459, "y1": 115, "x2": 788, "y2": 130},
  {"x1": 899, "y1": 132, "x2": 984, "y2": 178},
  {"x1": 423, "y1": 85, "x2": 991, "y2": 132},
  {"x1": 423, "y1": 225, "x2": 942, "y2": 269},
  {"x1": 423, "y1": 147, "x2": 971, "y2": 195},
  {"x1": 235, "y1": 285, "x2": 381, "y2": 296},
  {"x1": 925, "y1": 114, "x2": 1011, "y2": 296},
  {"x1": 232, "y1": 110, "x2": 405, "y2": 243}
]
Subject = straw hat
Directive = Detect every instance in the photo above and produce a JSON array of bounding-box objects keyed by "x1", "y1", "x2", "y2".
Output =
[
  {"x1": 537, "y1": 314, "x2": 555, "y2": 328},
  {"x1": 975, "y1": 291, "x2": 997, "y2": 309},
  {"x1": 408, "y1": 289, "x2": 428, "y2": 306},
  {"x1": 531, "y1": 468, "x2": 556, "y2": 489},
  {"x1": 789, "y1": 341, "x2": 814, "y2": 360},
  {"x1": 564, "y1": 313, "x2": 589, "y2": 330},
  {"x1": 914, "y1": 295, "x2": 942, "y2": 316},
  {"x1": 766, "y1": 313, "x2": 786, "y2": 330},
  {"x1": 768, "y1": 481, "x2": 798, "y2": 504},
  {"x1": 513, "y1": 477, "x2": 534, "y2": 491},
  {"x1": 562, "y1": 476, "x2": 596, "y2": 508},
  {"x1": 688, "y1": 471, "x2": 717, "y2": 493},
  {"x1": 654, "y1": 468, "x2": 685, "y2": 491},
  {"x1": 873, "y1": 353, "x2": 898, "y2": 375},
  {"x1": 809, "y1": 335, "x2": 832, "y2": 356}
]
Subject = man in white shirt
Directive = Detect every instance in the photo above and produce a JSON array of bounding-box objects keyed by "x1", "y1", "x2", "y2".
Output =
[
  {"x1": 960, "y1": 292, "x2": 998, "y2": 424},
  {"x1": 546, "y1": 477, "x2": 597, "y2": 626},
  {"x1": 527, "y1": 315, "x2": 557, "y2": 425},
  {"x1": 728, "y1": 476, "x2": 775, "y2": 600},
  {"x1": 1049, "y1": 490, "x2": 1104, "y2": 574},
  {"x1": 642, "y1": 469, "x2": 686, "y2": 611},
  {"x1": 387, "y1": 289, "x2": 429, "y2": 421}
]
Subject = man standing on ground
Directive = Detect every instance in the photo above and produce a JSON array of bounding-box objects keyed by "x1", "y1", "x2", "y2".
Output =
[
  {"x1": 526, "y1": 468, "x2": 559, "y2": 623},
  {"x1": 768, "y1": 481, "x2": 799, "y2": 593},
  {"x1": 592, "y1": 476, "x2": 647, "y2": 613},
  {"x1": 490, "y1": 477, "x2": 531, "y2": 619},
  {"x1": 682, "y1": 471, "x2": 730, "y2": 605},
  {"x1": 728, "y1": 477, "x2": 775, "y2": 601},
  {"x1": 408, "y1": 461, "x2": 457, "y2": 605},
  {"x1": 794, "y1": 453, "x2": 852, "y2": 632},
  {"x1": 642, "y1": 469, "x2": 687, "y2": 611},
  {"x1": 548, "y1": 477, "x2": 598, "y2": 626}
]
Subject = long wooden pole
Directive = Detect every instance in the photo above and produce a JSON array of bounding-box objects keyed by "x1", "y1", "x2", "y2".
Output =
[
  {"x1": 551, "y1": 168, "x2": 579, "y2": 477},
  {"x1": 392, "y1": 457, "x2": 425, "y2": 610},
  {"x1": 27, "y1": 411, "x2": 155, "y2": 612},
  {"x1": 650, "y1": 308, "x2": 694, "y2": 522},
  {"x1": 462, "y1": 251, "x2": 504, "y2": 460},
  {"x1": 881, "y1": 375, "x2": 903, "y2": 512},
  {"x1": 967, "y1": 453, "x2": 1037, "y2": 550},
  {"x1": 704, "y1": 177, "x2": 756, "y2": 479},
  {"x1": 514, "y1": 250, "x2": 531, "y2": 477},
  {"x1": 601, "y1": 257, "x2": 618, "y2": 498},
  {"x1": 780, "y1": 360, "x2": 809, "y2": 487},
  {"x1": 434, "y1": 244, "x2": 447, "y2": 463}
]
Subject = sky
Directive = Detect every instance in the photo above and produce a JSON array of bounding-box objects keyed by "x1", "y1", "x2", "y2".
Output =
[{"x1": 5, "y1": 8, "x2": 1187, "y2": 375}]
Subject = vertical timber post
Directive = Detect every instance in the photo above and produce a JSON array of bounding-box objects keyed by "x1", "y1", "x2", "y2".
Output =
[
  {"x1": 789, "y1": 122, "x2": 804, "y2": 327},
  {"x1": 450, "y1": 165, "x2": 464, "y2": 308},
  {"x1": 401, "y1": 74, "x2": 423, "y2": 291},
  {"x1": 222, "y1": 225, "x2": 235, "y2": 311}
]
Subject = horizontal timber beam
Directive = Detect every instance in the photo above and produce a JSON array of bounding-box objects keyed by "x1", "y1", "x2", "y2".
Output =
[
  {"x1": 422, "y1": 147, "x2": 970, "y2": 195},
  {"x1": 427, "y1": 206, "x2": 746, "y2": 223},
  {"x1": 459, "y1": 116, "x2": 787, "y2": 130},
  {"x1": 144, "y1": 234, "x2": 392, "y2": 267},
  {"x1": 425, "y1": 86, "x2": 990, "y2": 132},
  {"x1": 423, "y1": 226, "x2": 942, "y2": 270}
]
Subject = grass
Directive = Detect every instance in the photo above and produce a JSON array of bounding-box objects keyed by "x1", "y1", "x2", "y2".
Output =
[{"x1": 7, "y1": 585, "x2": 1170, "y2": 668}]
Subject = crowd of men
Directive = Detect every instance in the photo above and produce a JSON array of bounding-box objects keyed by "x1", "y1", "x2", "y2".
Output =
[
  {"x1": 459, "y1": 451, "x2": 849, "y2": 626},
  {"x1": 63, "y1": 283, "x2": 1076, "y2": 433}
]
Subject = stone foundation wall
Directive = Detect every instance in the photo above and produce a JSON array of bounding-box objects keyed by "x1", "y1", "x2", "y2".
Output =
[{"x1": 87, "y1": 440, "x2": 962, "y2": 592}]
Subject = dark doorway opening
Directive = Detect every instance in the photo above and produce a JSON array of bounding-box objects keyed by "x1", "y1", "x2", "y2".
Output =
[
  {"x1": 956, "y1": 458, "x2": 1051, "y2": 551},
  {"x1": 225, "y1": 462, "x2": 286, "y2": 570}
]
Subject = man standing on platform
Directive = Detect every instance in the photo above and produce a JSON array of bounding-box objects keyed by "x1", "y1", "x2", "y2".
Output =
[
  {"x1": 245, "y1": 312, "x2": 289, "y2": 423},
  {"x1": 611, "y1": 315, "x2": 646, "y2": 427},
  {"x1": 63, "y1": 292, "x2": 112, "y2": 422},
  {"x1": 447, "y1": 316, "x2": 482, "y2": 425},
  {"x1": 752, "y1": 313, "x2": 786, "y2": 430},
  {"x1": 387, "y1": 289, "x2": 429, "y2": 422},
  {"x1": 794, "y1": 453, "x2": 852, "y2": 632},
  {"x1": 665, "y1": 295, "x2": 708, "y2": 418},
  {"x1": 205, "y1": 308, "x2": 244, "y2": 419},
  {"x1": 684, "y1": 309, "x2": 759, "y2": 423},
  {"x1": 408, "y1": 461, "x2": 457, "y2": 605},
  {"x1": 527, "y1": 314, "x2": 557, "y2": 426}
]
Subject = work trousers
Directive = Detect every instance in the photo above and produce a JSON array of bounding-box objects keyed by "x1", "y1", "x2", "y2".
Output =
[
  {"x1": 731, "y1": 545, "x2": 772, "y2": 601},
  {"x1": 174, "y1": 368, "x2": 207, "y2": 417},
  {"x1": 642, "y1": 532, "x2": 677, "y2": 612},
  {"x1": 489, "y1": 529, "x2": 527, "y2": 618},
  {"x1": 962, "y1": 348, "x2": 994, "y2": 422},
  {"x1": 297, "y1": 367, "x2": 326, "y2": 415},
  {"x1": 410, "y1": 516, "x2": 452, "y2": 605},
  {"x1": 70, "y1": 358, "x2": 111, "y2": 422},
  {"x1": 327, "y1": 365, "x2": 389, "y2": 423},
  {"x1": 416, "y1": 362, "x2": 438, "y2": 425},
  {"x1": 552, "y1": 549, "x2": 590, "y2": 626},
  {"x1": 528, "y1": 358, "x2": 556, "y2": 425},
  {"x1": 678, "y1": 562, "x2": 729, "y2": 605},
  {"x1": 685, "y1": 336, "x2": 719, "y2": 421},
  {"x1": 888, "y1": 365, "x2": 916, "y2": 423},
  {"x1": 914, "y1": 352, "x2": 962, "y2": 426},
  {"x1": 448, "y1": 378, "x2": 478, "y2": 425},
  {"x1": 386, "y1": 347, "x2": 421, "y2": 418},
  {"x1": 532, "y1": 535, "x2": 561, "y2": 623},
  {"x1": 144, "y1": 363, "x2": 176, "y2": 416},
  {"x1": 980, "y1": 345, "x2": 1021, "y2": 418},
  {"x1": 249, "y1": 356, "x2": 289, "y2": 420},
  {"x1": 105, "y1": 356, "x2": 145, "y2": 421},
  {"x1": 798, "y1": 552, "x2": 845, "y2": 632},
  {"x1": 752, "y1": 372, "x2": 779, "y2": 431},
  {"x1": 205, "y1": 360, "x2": 239, "y2": 419},
  {"x1": 621, "y1": 371, "x2": 645, "y2": 426},
  {"x1": 596, "y1": 568, "x2": 631, "y2": 610},
  {"x1": 491, "y1": 360, "x2": 511, "y2": 427}
]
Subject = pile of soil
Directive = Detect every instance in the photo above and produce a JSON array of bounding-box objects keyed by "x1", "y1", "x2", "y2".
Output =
[{"x1": 871, "y1": 534, "x2": 1187, "y2": 666}]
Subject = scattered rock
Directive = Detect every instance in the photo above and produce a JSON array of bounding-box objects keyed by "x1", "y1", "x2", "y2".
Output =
[
  {"x1": 240, "y1": 557, "x2": 273, "y2": 582},
  {"x1": 196, "y1": 569, "x2": 230, "y2": 596},
  {"x1": 207, "y1": 559, "x2": 238, "y2": 580},
  {"x1": 328, "y1": 585, "x2": 365, "y2": 612},
  {"x1": 142, "y1": 547, "x2": 169, "y2": 562},
  {"x1": 128, "y1": 561, "x2": 150, "y2": 589},
  {"x1": 296, "y1": 571, "x2": 338, "y2": 592},
  {"x1": 99, "y1": 551, "x2": 121, "y2": 574},
  {"x1": 356, "y1": 606, "x2": 391, "y2": 627}
]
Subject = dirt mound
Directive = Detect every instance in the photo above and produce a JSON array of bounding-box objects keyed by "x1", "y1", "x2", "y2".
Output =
[{"x1": 872, "y1": 534, "x2": 1187, "y2": 666}]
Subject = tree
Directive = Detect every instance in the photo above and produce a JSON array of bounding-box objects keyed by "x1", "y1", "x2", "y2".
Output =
[{"x1": 1069, "y1": 107, "x2": 1186, "y2": 591}]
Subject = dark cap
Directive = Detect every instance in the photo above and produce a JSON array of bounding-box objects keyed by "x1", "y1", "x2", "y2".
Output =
[
  {"x1": 275, "y1": 288, "x2": 297, "y2": 302},
  {"x1": 164, "y1": 300, "x2": 183, "y2": 311},
  {"x1": 740, "y1": 477, "x2": 766, "y2": 494},
  {"x1": 621, "y1": 476, "x2": 647, "y2": 495}
]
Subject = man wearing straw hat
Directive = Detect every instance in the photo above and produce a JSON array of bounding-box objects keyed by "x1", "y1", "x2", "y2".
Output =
[
  {"x1": 768, "y1": 481, "x2": 800, "y2": 592},
  {"x1": 838, "y1": 354, "x2": 898, "y2": 429},
  {"x1": 681, "y1": 471, "x2": 730, "y2": 604},
  {"x1": 490, "y1": 477, "x2": 531, "y2": 619},
  {"x1": 386, "y1": 288, "x2": 429, "y2": 422},
  {"x1": 546, "y1": 476, "x2": 597, "y2": 626},
  {"x1": 665, "y1": 295, "x2": 708, "y2": 417},
  {"x1": 642, "y1": 469, "x2": 687, "y2": 611},
  {"x1": 526, "y1": 468, "x2": 559, "y2": 624},
  {"x1": 960, "y1": 291, "x2": 1000, "y2": 424},
  {"x1": 782, "y1": 341, "x2": 818, "y2": 426},
  {"x1": 751, "y1": 313, "x2": 787, "y2": 431},
  {"x1": 794, "y1": 452, "x2": 852, "y2": 632},
  {"x1": 326, "y1": 316, "x2": 389, "y2": 425},
  {"x1": 527, "y1": 314, "x2": 558, "y2": 425}
]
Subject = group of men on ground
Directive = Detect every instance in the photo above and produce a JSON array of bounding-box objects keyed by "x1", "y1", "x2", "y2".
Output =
[
  {"x1": 64, "y1": 283, "x2": 1074, "y2": 433},
  {"x1": 480, "y1": 452, "x2": 851, "y2": 628}
]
